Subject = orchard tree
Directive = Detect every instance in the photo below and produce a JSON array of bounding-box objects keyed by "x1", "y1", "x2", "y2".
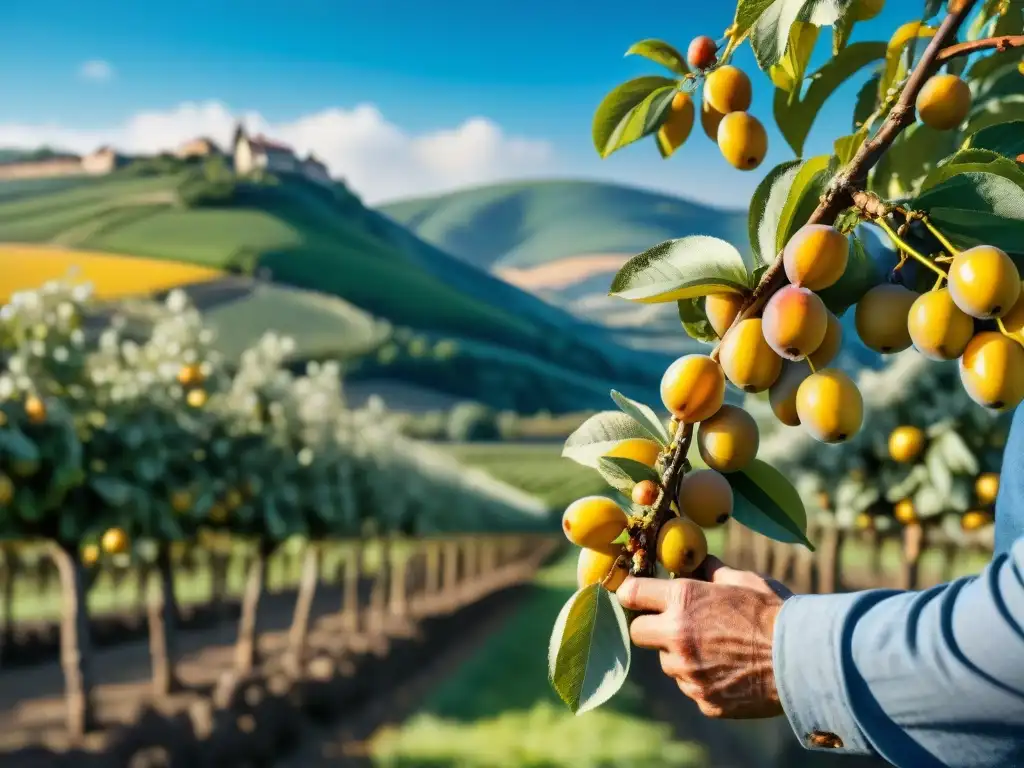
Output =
[{"x1": 550, "y1": 0, "x2": 1023, "y2": 715}]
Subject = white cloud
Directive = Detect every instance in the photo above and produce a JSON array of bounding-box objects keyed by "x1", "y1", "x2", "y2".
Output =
[
  {"x1": 0, "y1": 100, "x2": 554, "y2": 204},
  {"x1": 79, "y1": 60, "x2": 114, "y2": 83}
]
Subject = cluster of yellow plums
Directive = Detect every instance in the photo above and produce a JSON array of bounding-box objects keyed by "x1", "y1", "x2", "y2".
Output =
[
  {"x1": 81, "y1": 526, "x2": 130, "y2": 566},
  {"x1": 657, "y1": 36, "x2": 768, "y2": 171},
  {"x1": 855, "y1": 245, "x2": 1024, "y2": 412}
]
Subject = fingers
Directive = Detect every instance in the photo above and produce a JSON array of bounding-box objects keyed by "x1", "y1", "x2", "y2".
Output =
[
  {"x1": 629, "y1": 614, "x2": 671, "y2": 649},
  {"x1": 698, "y1": 555, "x2": 730, "y2": 582},
  {"x1": 616, "y1": 576, "x2": 674, "y2": 612}
]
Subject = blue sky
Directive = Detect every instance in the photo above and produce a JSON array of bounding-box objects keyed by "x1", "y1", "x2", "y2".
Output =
[{"x1": 1, "y1": 0, "x2": 921, "y2": 207}]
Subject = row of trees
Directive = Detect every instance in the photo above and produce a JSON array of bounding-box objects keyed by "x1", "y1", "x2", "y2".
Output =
[{"x1": 0, "y1": 280, "x2": 553, "y2": 740}]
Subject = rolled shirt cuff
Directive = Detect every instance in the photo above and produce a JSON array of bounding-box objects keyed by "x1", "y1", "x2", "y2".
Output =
[{"x1": 772, "y1": 592, "x2": 875, "y2": 756}]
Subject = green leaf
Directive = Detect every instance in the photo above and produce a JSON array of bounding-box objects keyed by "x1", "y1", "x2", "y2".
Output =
[
  {"x1": 853, "y1": 72, "x2": 881, "y2": 130},
  {"x1": 776, "y1": 155, "x2": 832, "y2": 254},
  {"x1": 921, "y1": 148, "x2": 1024, "y2": 192},
  {"x1": 563, "y1": 411, "x2": 660, "y2": 469},
  {"x1": 726, "y1": 459, "x2": 813, "y2": 548},
  {"x1": 817, "y1": 233, "x2": 883, "y2": 317},
  {"x1": 962, "y1": 95, "x2": 1024, "y2": 138},
  {"x1": 870, "y1": 122, "x2": 959, "y2": 199},
  {"x1": 832, "y1": 6, "x2": 855, "y2": 55},
  {"x1": 879, "y1": 21, "x2": 937, "y2": 101},
  {"x1": 592, "y1": 77, "x2": 679, "y2": 159},
  {"x1": 733, "y1": 0, "x2": 780, "y2": 43},
  {"x1": 548, "y1": 585, "x2": 631, "y2": 715},
  {"x1": 89, "y1": 476, "x2": 135, "y2": 508},
  {"x1": 749, "y1": 160, "x2": 802, "y2": 268},
  {"x1": 610, "y1": 529, "x2": 631, "y2": 546},
  {"x1": 625, "y1": 39, "x2": 690, "y2": 75},
  {"x1": 609, "y1": 390, "x2": 670, "y2": 445},
  {"x1": 609, "y1": 236, "x2": 752, "y2": 304},
  {"x1": 834, "y1": 129, "x2": 868, "y2": 165},
  {"x1": 965, "y1": 120, "x2": 1024, "y2": 159},
  {"x1": 750, "y1": 0, "x2": 849, "y2": 71},
  {"x1": 0, "y1": 429, "x2": 40, "y2": 465},
  {"x1": 774, "y1": 42, "x2": 886, "y2": 156},
  {"x1": 677, "y1": 298, "x2": 719, "y2": 344},
  {"x1": 912, "y1": 171, "x2": 1024, "y2": 257},
  {"x1": 935, "y1": 430, "x2": 979, "y2": 476},
  {"x1": 597, "y1": 456, "x2": 661, "y2": 495},
  {"x1": 770, "y1": 21, "x2": 820, "y2": 93}
]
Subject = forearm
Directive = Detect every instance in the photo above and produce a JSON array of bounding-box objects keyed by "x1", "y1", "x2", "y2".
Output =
[{"x1": 773, "y1": 537, "x2": 1024, "y2": 768}]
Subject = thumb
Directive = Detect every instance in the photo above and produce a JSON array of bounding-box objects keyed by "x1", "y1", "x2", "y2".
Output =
[{"x1": 695, "y1": 554, "x2": 748, "y2": 586}]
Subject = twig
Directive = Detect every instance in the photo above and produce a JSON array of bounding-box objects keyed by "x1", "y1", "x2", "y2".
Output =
[
  {"x1": 935, "y1": 34, "x2": 1024, "y2": 63},
  {"x1": 635, "y1": 422, "x2": 692, "y2": 577}
]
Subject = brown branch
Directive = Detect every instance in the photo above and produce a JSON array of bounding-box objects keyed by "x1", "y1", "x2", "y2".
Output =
[
  {"x1": 635, "y1": 422, "x2": 692, "y2": 578},
  {"x1": 936, "y1": 34, "x2": 1024, "y2": 63}
]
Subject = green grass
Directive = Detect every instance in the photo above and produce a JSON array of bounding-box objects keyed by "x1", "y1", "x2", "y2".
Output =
[
  {"x1": 380, "y1": 179, "x2": 749, "y2": 272},
  {"x1": 369, "y1": 552, "x2": 706, "y2": 768}
]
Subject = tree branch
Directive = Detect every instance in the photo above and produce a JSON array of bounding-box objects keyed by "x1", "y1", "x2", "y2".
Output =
[
  {"x1": 635, "y1": 421, "x2": 692, "y2": 577},
  {"x1": 936, "y1": 34, "x2": 1024, "y2": 63}
]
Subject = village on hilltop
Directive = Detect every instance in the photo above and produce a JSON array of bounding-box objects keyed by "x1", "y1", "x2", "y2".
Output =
[{"x1": 0, "y1": 123, "x2": 334, "y2": 186}]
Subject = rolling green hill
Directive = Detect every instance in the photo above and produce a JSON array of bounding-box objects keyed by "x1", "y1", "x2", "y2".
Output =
[
  {"x1": 0, "y1": 168, "x2": 671, "y2": 412},
  {"x1": 380, "y1": 179, "x2": 749, "y2": 272}
]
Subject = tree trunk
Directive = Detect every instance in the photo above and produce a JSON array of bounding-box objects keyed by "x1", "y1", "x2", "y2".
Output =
[
  {"x1": 210, "y1": 549, "x2": 230, "y2": 621},
  {"x1": 285, "y1": 544, "x2": 321, "y2": 678},
  {"x1": 341, "y1": 542, "x2": 363, "y2": 634},
  {"x1": 442, "y1": 540, "x2": 460, "y2": 610},
  {"x1": 0, "y1": 546, "x2": 16, "y2": 667},
  {"x1": 368, "y1": 538, "x2": 390, "y2": 632},
  {"x1": 148, "y1": 545, "x2": 180, "y2": 697},
  {"x1": 388, "y1": 544, "x2": 411, "y2": 619},
  {"x1": 900, "y1": 524, "x2": 924, "y2": 591},
  {"x1": 939, "y1": 539, "x2": 959, "y2": 584},
  {"x1": 234, "y1": 542, "x2": 271, "y2": 675},
  {"x1": 422, "y1": 541, "x2": 441, "y2": 613},
  {"x1": 460, "y1": 537, "x2": 479, "y2": 604},
  {"x1": 770, "y1": 542, "x2": 793, "y2": 583},
  {"x1": 51, "y1": 542, "x2": 95, "y2": 742},
  {"x1": 817, "y1": 526, "x2": 843, "y2": 595}
]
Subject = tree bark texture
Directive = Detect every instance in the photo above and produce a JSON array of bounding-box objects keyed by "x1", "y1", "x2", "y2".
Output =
[{"x1": 51, "y1": 543, "x2": 95, "y2": 741}]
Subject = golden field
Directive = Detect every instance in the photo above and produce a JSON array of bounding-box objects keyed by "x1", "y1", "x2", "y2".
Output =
[{"x1": 0, "y1": 245, "x2": 223, "y2": 303}]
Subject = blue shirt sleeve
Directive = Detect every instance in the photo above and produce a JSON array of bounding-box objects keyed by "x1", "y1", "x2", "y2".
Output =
[{"x1": 772, "y1": 405, "x2": 1024, "y2": 767}]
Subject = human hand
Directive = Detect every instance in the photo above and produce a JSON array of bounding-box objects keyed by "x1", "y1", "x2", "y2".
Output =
[{"x1": 616, "y1": 556, "x2": 793, "y2": 720}]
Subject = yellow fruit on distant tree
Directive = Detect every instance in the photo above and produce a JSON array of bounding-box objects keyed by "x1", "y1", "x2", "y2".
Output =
[
  {"x1": 177, "y1": 364, "x2": 203, "y2": 386},
  {"x1": 761, "y1": 285, "x2": 828, "y2": 361},
  {"x1": 209, "y1": 503, "x2": 229, "y2": 524},
  {"x1": 796, "y1": 369, "x2": 863, "y2": 444},
  {"x1": 186, "y1": 388, "x2": 208, "y2": 408},
  {"x1": 658, "y1": 91, "x2": 695, "y2": 152},
  {"x1": 894, "y1": 499, "x2": 917, "y2": 525},
  {"x1": 783, "y1": 224, "x2": 850, "y2": 292},
  {"x1": 577, "y1": 547, "x2": 629, "y2": 591},
  {"x1": 947, "y1": 246, "x2": 1021, "y2": 319},
  {"x1": 916, "y1": 74, "x2": 972, "y2": 131},
  {"x1": 604, "y1": 438, "x2": 662, "y2": 468},
  {"x1": 562, "y1": 496, "x2": 629, "y2": 552},
  {"x1": 24, "y1": 395, "x2": 46, "y2": 424},
  {"x1": 696, "y1": 404, "x2": 759, "y2": 473},
  {"x1": 700, "y1": 98, "x2": 726, "y2": 141},
  {"x1": 704, "y1": 292, "x2": 745, "y2": 339},
  {"x1": 101, "y1": 527, "x2": 129, "y2": 555},
  {"x1": 959, "y1": 331, "x2": 1024, "y2": 411},
  {"x1": 719, "y1": 318, "x2": 783, "y2": 393},
  {"x1": 855, "y1": 512, "x2": 873, "y2": 531},
  {"x1": 907, "y1": 288, "x2": 975, "y2": 360},
  {"x1": 809, "y1": 309, "x2": 843, "y2": 369},
  {"x1": 975, "y1": 472, "x2": 1000, "y2": 505},
  {"x1": 225, "y1": 489, "x2": 244, "y2": 510},
  {"x1": 768, "y1": 362, "x2": 812, "y2": 427},
  {"x1": 704, "y1": 65, "x2": 753, "y2": 114},
  {"x1": 961, "y1": 509, "x2": 993, "y2": 532},
  {"x1": 677, "y1": 469, "x2": 733, "y2": 528},
  {"x1": 656, "y1": 517, "x2": 708, "y2": 575},
  {"x1": 854, "y1": 283, "x2": 917, "y2": 353},
  {"x1": 170, "y1": 489, "x2": 193, "y2": 514},
  {"x1": 687, "y1": 35, "x2": 718, "y2": 70},
  {"x1": 852, "y1": 0, "x2": 885, "y2": 21},
  {"x1": 82, "y1": 544, "x2": 100, "y2": 566},
  {"x1": 888, "y1": 426, "x2": 925, "y2": 463},
  {"x1": 631, "y1": 479, "x2": 660, "y2": 507},
  {"x1": 0, "y1": 474, "x2": 12, "y2": 506},
  {"x1": 717, "y1": 112, "x2": 768, "y2": 171},
  {"x1": 660, "y1": 354, "x2": 726, "y2": 423}
]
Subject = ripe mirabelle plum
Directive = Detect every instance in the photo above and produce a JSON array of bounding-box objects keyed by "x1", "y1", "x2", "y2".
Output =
[
  {"x1": 717, "y1": 112, "x2": 768, "y2": 171},
  {"x1": 719, "y1": 318, "x2": 783, "y2": 393},
  {"x1": 795, "y1": 369, "x2": 864, "y2": 444},
  {"x1": 916, "y1": 74, "x2": 972, "y2": 131},
  {"x1": 761, "y1": 285, "x2": 828, "y2": 361},
  {"x1": 24, "y1": 395, "x2": 47, "y2": 424},
  {"x1": 696, "y1": 403, "x2": 759, "y2": 473},
  {"x1": 768, "y1": 361, "x2": 811, "y2": 427},
  {"x1": 658, "y1": 91, "x2": 695, "y2": 152},
  {"x1": 856, "y1": 512, "x2": 873, "y2": 531},
  {"x1": 688, "y1": 36, "x2": 718, "y2": 70},
  {"x1": 187, "y1": 388, "x2": 209, "y2": 408},
  {"x1": 907, "y1": 288, "x2": 975, "y2": 360},
  {"x1": 677, "y1": 469, "x2": 733, "y2": 528},
  {"x1": 660, "y1": 354, "x2": 726, "y2": 423},
  {"x1": 888, "y1": 426, "x2": 925, "y2": 463},
  {"x1": 101, "y1": 527, "x2": 130, "y2": 555},
  {"x1": 854, "y1": 283, "x2": 917, "y2": 353},
  {"x1": 562, "y1": 496, "x2": 629, "y2": 553},
  {"x1": 809, "y1": 309, "x2": 843, "y2": 369},
  {"x1": 975, "y1": 472, "x2": 999, "y2": 505},
  {"x1": 704, "y1": 65, "x2": 752, "y2": 114},
  {"x1": 657, "y1": 517, "x2": 708, "y2": 575},
  {"x1": 177, "y1": 364, "x2": 203, "y2": 386},
  {"x1": 577, "y1": 547, "x2": 629, "y2": 591},
  {"x1": 701, "y1": 99, "x2": 726, "y2": 141},
  {"x1": 852, "y1": 0, "x2": 885, "y2": 21},
  {"x1": 959, "y1": 331, "x2": 1024, "y2": 411},
  {"x1": 604, "y1": 438, "x2": 662, "y2": 468},
  {"x1": 82, "y1": 544, "x2": 100, "y2": 566},
  {"x1": 962, "y1": 510, "x2": 994, "y2": 532},
  {"x1": 170, "y1": 489, "x2": 193, "y2": 514},
  {"x1": 705, "y1": 292, "x2": 745, "y2": 339},
  {"x1": 947, "y1": 245, "x2": 1021, "y2": 319},
  {"x1": 783, "y1": 224, "x2": 850, "y2": 292},
  {"x1": 631, "y1": 479, "x2": 660, "y2": 507},
  {"x1": 1002, "y1": 284, "x2": 1024, "y2": 341},
  {"x1": 894, "y1": 499, "x2": 917, "y2": 525}
]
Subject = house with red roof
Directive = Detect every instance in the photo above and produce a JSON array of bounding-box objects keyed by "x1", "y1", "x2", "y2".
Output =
[{"x1": 231, "y1": 124, "x2": 333, "y2": 186}]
